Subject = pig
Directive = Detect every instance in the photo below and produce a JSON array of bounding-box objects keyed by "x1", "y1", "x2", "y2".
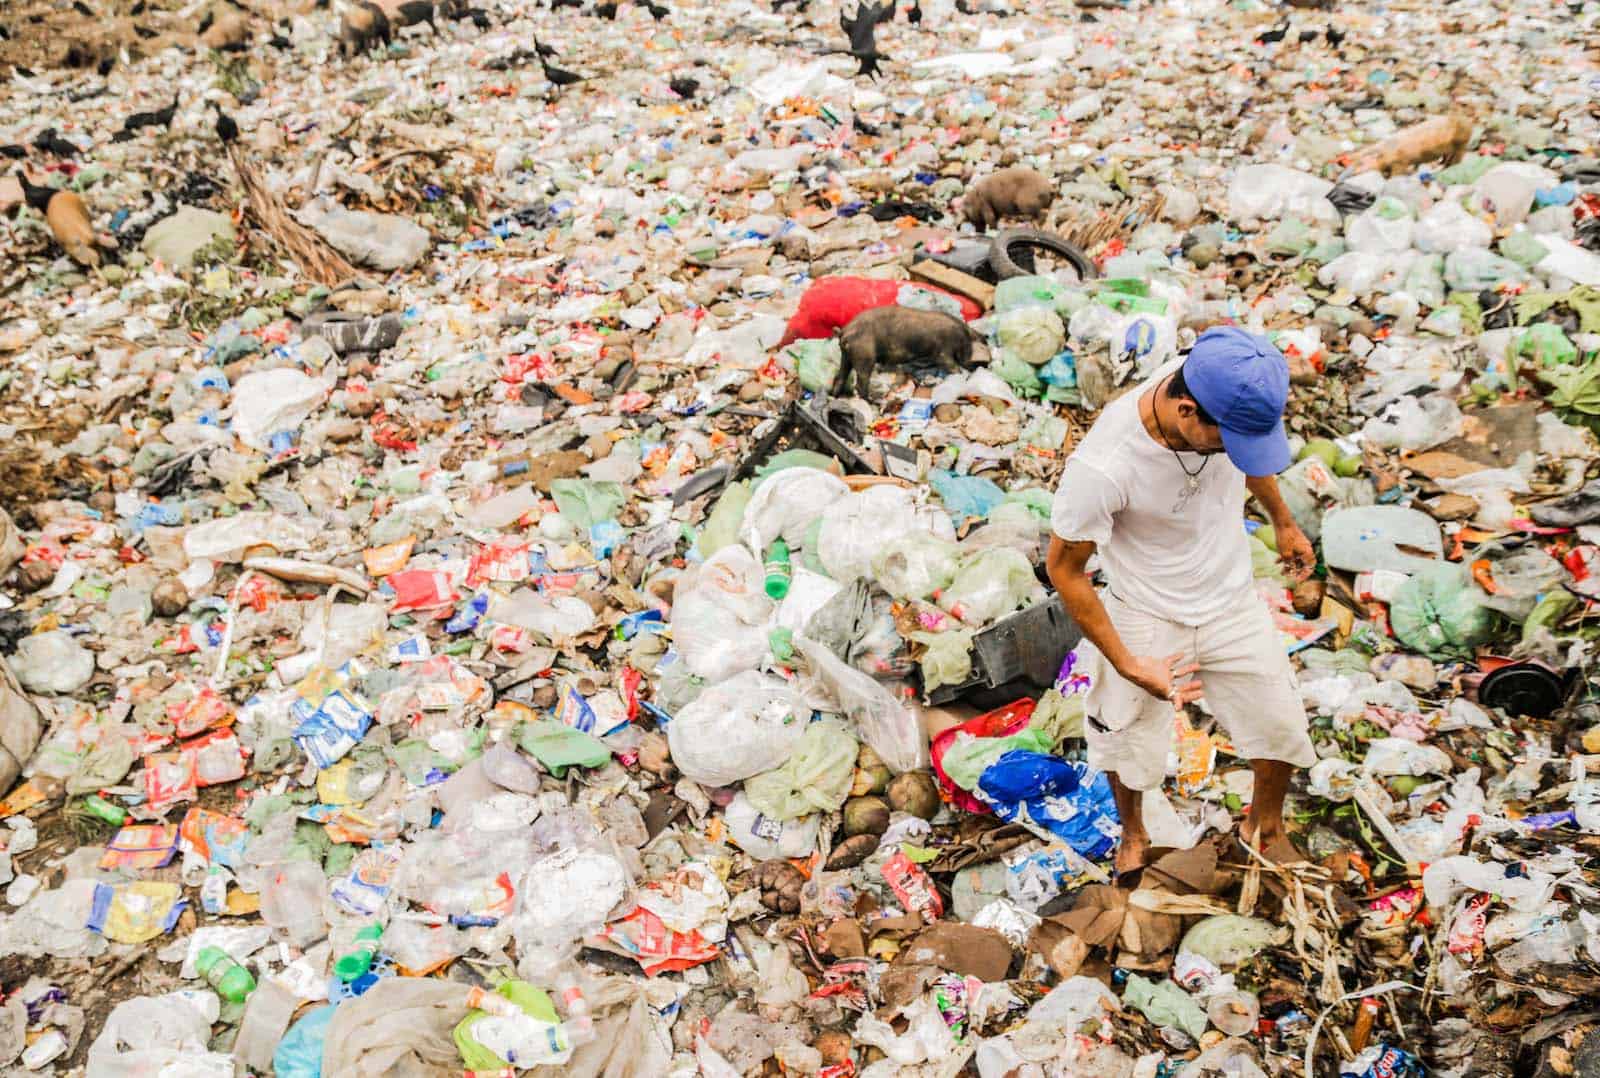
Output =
[
  {"x1": 836, "y1": 306, "x2": 975, "y2": 401},
  {"x1": 338, "y1": 1, "x2": 392, "y2": 58},
  {"x1": 961, "y1": 166, "x2": 1055, "y2": 232}
]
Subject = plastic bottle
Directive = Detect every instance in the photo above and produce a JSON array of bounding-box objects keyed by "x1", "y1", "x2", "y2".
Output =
[
  {"x1": 196, "y1": 946, "x2": 257, "y2": 1003},
  {"x1": 82, "y1": 794, "x2": 128, "y2": 825},
  {"x1": 763, "y1": 539, "x2": 792, "y2": 600},
  {"x1": 333, "y1": 922, "x2": 383, "y2": 982}
]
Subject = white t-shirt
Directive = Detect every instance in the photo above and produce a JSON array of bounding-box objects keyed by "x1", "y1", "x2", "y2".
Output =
[{"x1": 1050, "y1": 358, "x2": 1252, "y2": 626}]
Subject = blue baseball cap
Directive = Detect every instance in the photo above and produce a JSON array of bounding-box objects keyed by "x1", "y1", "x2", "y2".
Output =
[{"x1": 1182, "y1": 327, "x2": 1291, "y2": 477}]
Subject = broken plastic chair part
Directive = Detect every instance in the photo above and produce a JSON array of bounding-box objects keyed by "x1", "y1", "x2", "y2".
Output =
[
  {"x1": 926, "y1": 597, "x2": 1083, "y2": 705},
  {"x1": 1477, "y1": 662, "x2": 1567, "y2": 719}
]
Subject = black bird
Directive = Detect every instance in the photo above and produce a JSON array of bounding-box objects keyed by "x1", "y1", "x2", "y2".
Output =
[
  {"x1": 15, "y1": 169, "x2": 57, "y2": 213},
  {"x1": 954, "y1": 0, "x2": 972, "y2": 13},
  {"x1": 130, "y1": 0, "x2": 145, "y2": 13},
  {"x1": 97, "y1": 55, "x2": 115, "y2": 75},
  {"x1": 550, "y1": 0, "x2": 583, "y2": 9},
  {"x1": 593, "y1": 1, "x2": 617, "y2": 17},
  {"x1": 14, "y1": 66, "x2": 36, "y2": 78},
  {"x1": 1323, "y1": 25, "x2": 1345, "y2": 46},
  {"x1": 835, "y1": 1, "x2": 891, "y2": 78},
  {"x1": 534, "y1": 38, "x2": 586, "y2": 85},
  {"x1": 269, "y1": 33, "x2": 291, "y2": 46},
  {"x1": 668, "y1": 75, "x2": 698, "y2": 99},
  {"x1": 72, "y1": 1, "x2": 94, "y2": 15},
  {"x1": 1257, "y1": 19, "x2": 1290, "y2": 44},
  {"x1": 32, "y1": 128, "x2": 79, "y2": 158},
  {"x1": 0, "y1": 145, "x2": 27, "y2": 159},
  {"x1": 906, "y1": 0, "x2": 920, "y2": 23},
  {"x1": 211, "y1": 102, "x2": 238, "y2": 144},
  {"x1": 197, "y1": 9, "x2": 214, "y2": 33},
  {"x1": 132, "y1": 22, "x2": 157, "y2": 37},
  {"x1": 642, "y1": 0, "x2": 669, "y2": 19},
  {"x1": 112, "y1": 93, "x2": 180, "y2": 141},
  {"x1": 463, "y1": 7, "x2": 490, "y2": 27}
]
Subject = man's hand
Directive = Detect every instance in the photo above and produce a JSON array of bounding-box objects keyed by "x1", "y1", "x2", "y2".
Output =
[
  {"x1": 1274, "y1": 522, "x2": 1316, "y2": 582},
  {"x1": 1119, "y1": 652, "x2": 1203, "y2": 706}
]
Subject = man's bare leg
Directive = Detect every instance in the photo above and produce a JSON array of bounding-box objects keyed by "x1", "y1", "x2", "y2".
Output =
[
  {"x1": 1109, "y1": 772, "x2": 1149, "y2": 880},
  {"x1": 1240, "y1": 758, "x2": 1301, "y2": 863}
]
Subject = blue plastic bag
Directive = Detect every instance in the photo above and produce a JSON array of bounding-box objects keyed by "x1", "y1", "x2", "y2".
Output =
[
  {"x1": 929, "y1": 470, "x2": 1006, "y2": 520},
  {"x1": 274, "y1": 1004, "x2": 336, "y2": 1078},
  {"x1": 975, "y1": 750, "x2": 1120, "y2": 859}
]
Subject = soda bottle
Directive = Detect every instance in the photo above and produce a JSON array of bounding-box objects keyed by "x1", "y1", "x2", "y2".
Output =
[
  {"x1": 195, "y1": 946, "x2": 256, "y2": 1003},
  {"x1": 334, "y1": 922, "x2": 384, "y2": 982},
  {"x1": 763, "y1": 539, "x2": 791, "y2": 600}
]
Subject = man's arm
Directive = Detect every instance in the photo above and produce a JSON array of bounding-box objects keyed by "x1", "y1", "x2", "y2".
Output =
[
  {"x1": 1246, "y1": 474, "x2": 1315, "y2": 580},
  {"x1": 1045, "y1": 536, "x2": 1200, "y2": 704}
]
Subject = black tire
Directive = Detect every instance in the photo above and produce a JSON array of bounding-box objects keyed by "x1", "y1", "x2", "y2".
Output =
[{"x1": 987, "y1": 228, "x2": 1096, "y2": 282}]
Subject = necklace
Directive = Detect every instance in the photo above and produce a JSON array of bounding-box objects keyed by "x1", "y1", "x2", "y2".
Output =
[{"x1": 1150, "y1": 378, "x2": 1209, "y2": 503}]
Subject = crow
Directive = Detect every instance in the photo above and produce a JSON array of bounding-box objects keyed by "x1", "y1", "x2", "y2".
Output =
[
  {"x1": 550, "y1": 0, "x2": 584, "y2": 9},
  {"x1": 534, "y1": 38, "x2": 557, "y2": 57},
  {"x1": 71, "y1": 1, "x2": 94, "y2": 15},
  {"x1": 462, "y1": 6, "x2": 490, "y2": 27},
  {"x1": 112, "y1": 93, "x2": 180, "y2": 142},
  {"x1": 1257, "y1": 19, "x2": 1290, "y2": 44},
  {"x1": 668, "y1": 75, "x2": 698, "y2": 99},
  {"x1": 32, "y1": 129, "x2": 79, "y2": 158},
  {"x1": 97, "y1": 55, "x2": 115, "y2": 75},
  {"x1": 0, "y1": 145, "x2": 26, "y2": 159},
  {"x1": 130, "y1": 0, "x2": 145, "y2": 12},
  {"x1": 835, "y1": 1, "x2": 891, "y2": 78},
  {"x1": 14, "y1": 169, "x2": 56, "y2": 213},
  {"x1": 642, "y1": 0, "x2": 669, "y2": 18},
  {"x1": 593, "y1": 1, "x2": 617, "y2": 17},
  {"x1": 906, "y1": 0, "x2": 921, "y2": 23},
  {"x1": 1324, "y1": 26, "x2": 1345, "y2": 46},
  {"x1": 211, "y1": 102, "x2": 238, "y2": 144},
  {"x1": 534, "y1": 38, "x2": 585, "y2": 86}
]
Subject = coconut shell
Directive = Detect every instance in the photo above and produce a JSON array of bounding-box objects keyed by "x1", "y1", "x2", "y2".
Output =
[
  {"x1": 151, "y1": 578, "x2": 189, "y2": 618},
  {"x1": 841, "y1": 796, "x2": 890, "y2": 838},
  {"x1": 887, "y1": 771, "x2": 940, "y2": 820},
  {"x1": 826, "y1": 833, "x2": 879, "y2": 870}
]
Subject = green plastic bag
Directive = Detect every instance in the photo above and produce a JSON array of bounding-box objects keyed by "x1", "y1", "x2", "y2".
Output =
[
  {"x1": 453, "y1": 981, "x2": 560, "y2": 1071},
  {"x1": 550, "y1": 479, "x2": 625, "y2": 527},
  {"x1": 996, "y1": 306, "x2": 1066, "y2": 365},
  {"x1": 694, "y1": 480, "x2": 751, "y2": 558},
  {"x1": 1265, "y1": 218, "x2": 1316, "y2": 257},
  {"x1": 1389, "y1": 563, "x2": 1499, "y2": 659},
  {"x1": 1436, "y1": 154, "x2": 1497, "y2": 186},
  {"x1": 994, "y1": 275, "x2": 1072, "y2": 315},
  {"x1": 1001, "y1": 487, "x2": 1053, "y2": 523},
  {"x1": 1499, "y1": 231, "x2": 1550, "y2": 269},
  {"x1": 1124, "y1": 975, "x2": 1208, "y2": 1042},
  {"x1": 517, "y1": 719, "x2": 612, "y2": 777},
  {"x1": 1515, "y1": 322, "x2": 1577, "y2": 368},
  {"x1": 754, "y1": 449, "x2": 838, "y2": 480},
  {"x1": 743, "y1": 718, "x2": 858, "y2": 820},
  {"x1": 786, "y1": 338, "x2": 843, "y2": 391},
  {"x1": 988, "y1": 349, "x2": 1044, "y2": 396},
  {"x1": 1019, "y1": 413, "x2": 1069, "y2": 452},
  {"x1": 909, "y1": 628, "x2": 974, "y2": 693}
]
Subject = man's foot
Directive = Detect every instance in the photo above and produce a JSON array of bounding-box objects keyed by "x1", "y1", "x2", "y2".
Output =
[
  {"x1": 1113, "y1": 832, "x2": 1151, "y2": 887},
  {"x1": 1238, "y1": 822, "x2": 1305, "y2": 866}
]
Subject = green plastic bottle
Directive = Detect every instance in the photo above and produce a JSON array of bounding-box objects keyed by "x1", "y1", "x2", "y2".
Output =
[
  {"x1": 764, "y1": 539, "x2": 792, "y2": 600},
  {"x1": 334, "y1": 923, "x2": 384, "y2": 982},
  {"x1": 195, "y1": 946, "x2": 256, "y2": 1003}
]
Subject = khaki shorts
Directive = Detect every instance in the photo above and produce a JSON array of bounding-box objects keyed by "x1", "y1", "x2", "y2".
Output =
[{"x1": 1078, "y1": 591, "x2": 1317, "y2": 791}]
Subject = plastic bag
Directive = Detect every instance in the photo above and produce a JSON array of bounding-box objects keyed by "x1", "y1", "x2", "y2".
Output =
[
  {"x1": 744, "y1": 718, "x2": 858, "y2": 820},
  {"x1": 1444, "y1": 248, "x2": 1528, "y2": 292},
  {"x1": 0, "y1": 655, "x2": 43, "y2": 796},
  {"x1": 724, "y1": 793, "x2": 822, "y2": 860},
  {"x1": 1515, "y1": 323, "x2": 1577, "y2": 367},
  {"x1": 1227, "y1": 164, "x2": 1333, "y2": 222},
  {"x1": 974, "y1": 750, "x2": 1119, "y2": 859},
  {"x1": 666, "y1": 670, "x2": 809, "y2": 787},
  {"x1": 786, "y1": 338, "x2": 843, "y2": 391},
  {"x1": 1413, "y1": 199, "x2": 1491, "y2": 253},
  {"x1": 550, "y1": 479, "x2": 625, "y2": 527},
  {"x1": 1360, "y1": 395, "x2": 1463, "y2": 451},
  {"x1": 694, "y1": 480, "x2": 751, "y2": 559},
  {"x1": 909, "y1": 629, "x2": 975, "y2": 693},
  {"x1": 995, "y1": 306, "x2": 1066, "y2": 366},
  {"x1": 792, "y1": 635, "x2": 926, "y2": 773},
  {"x1": 274, "y1": 1004, "x2": 335, "y2": 1078},
  {"x1": 940, "y1": 548, "x2": 1045, "y2": 627},
  {"x1": 320, "y1": 977, "x2": 473, "y2": 1078},
  {"x1": 872, "y1": 532, "x2": 961, "y2": 601},
  {"x1": 994, "y1": 275, "x2": 1074, "y2": 316},
  {"x1": 671, "y1": 546, "x2": 774, "y2": 683},
  {"x1": 86, "y1": 991, "x2": 233, "y2": 1078},
  {"x1": 928, "y1": 470, "x2": 1007, "y2": 520},
  {"x1": 229, "y1": 369, "x2": 326, "y2": 451},
  {"x1": 1123, "y1": 975, "x2": 1207, "y2": 1042},
  {"x1": 1179, "y1": 916, "x2": 1287, "y2": 966},
  {"x1": 1389, "y1": 563, "x2": 1499, "y2": 659},
  {"x1": 988, "y1": 348, "x2": 1045, "y2": 396},
  {"x1": 741, "y1": 467, "x2": 849, "y2": 553},
  {"x1": 817, "y1": 486, "x2": 954, "y2": 583}
]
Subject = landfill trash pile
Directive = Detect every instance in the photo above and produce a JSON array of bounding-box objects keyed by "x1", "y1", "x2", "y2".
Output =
[{"x1": 1, "y1": 0, "x2": 1599, "y2": 1071}]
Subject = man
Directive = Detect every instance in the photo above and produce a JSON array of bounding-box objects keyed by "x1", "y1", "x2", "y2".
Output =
[{"x1": 1045, "y1": 326, "x2": 1318, "y2": 881}]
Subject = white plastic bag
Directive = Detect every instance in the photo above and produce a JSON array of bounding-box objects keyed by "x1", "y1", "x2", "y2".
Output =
[
  {"x1": 995, "y1": 306, "x2": 1066, "y2": 366},
  {"x1": 1227, "y1": 165, "x2": 1334, "y2": 222},
  {"x1": 87, "y1": 991, "x2": 234, "y2": 1078},
  {"x1": 666, "y1": 670, "x2": 809, "y2": 787},
  {"x1": 724, "y1": 793, "x2": 822, "y2": 860},
  {"x1": 940, "y1": 548, "x2": 1045, "y2": 627},
  {"x1": 229, "y1": 369, "x2": 327, "y2": 451},
  {"x1": 792, "y1": 635, "x2": 926, "y2": 773},
  {"x1": 817, "y1": 486, "x2": 955, "y2": 583},
  {"x1": 741, "y1": 467, "x2": 850, "y2": 554},
  {"x1": 872, "y1": 532, "x2": 962, "y2": 601},
  {"x1": 671, "y1": 546, "x2": 774, "y2": 682},
  {"x1": 1413, "y1": 199, "x2": 1491, "y2": 253}
]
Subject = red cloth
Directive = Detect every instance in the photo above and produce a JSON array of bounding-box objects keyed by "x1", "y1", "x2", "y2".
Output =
[
  {"x1": 929, "y1": 698, "x2": 1037, "y2": 815},
  {"x1": 777, "y1": 276, "x2": 983, "y2": 347}
]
